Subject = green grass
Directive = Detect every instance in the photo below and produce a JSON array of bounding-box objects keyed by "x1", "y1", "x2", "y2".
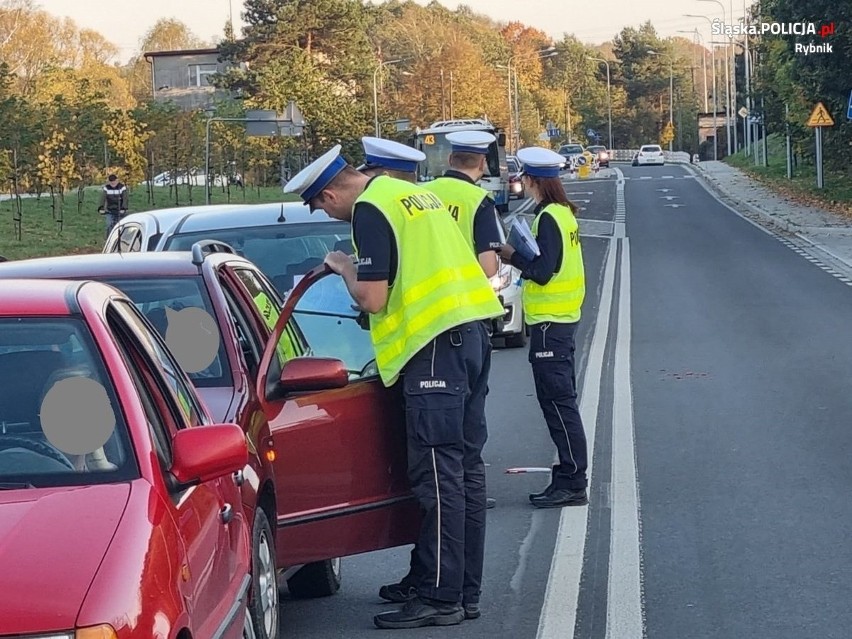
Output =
[
  {"x1": 724, "y1": 134, "x2": 852, "y2": 217},
  {"x1": 0, "y1": 185, "x2": 298, "y2": 261}
]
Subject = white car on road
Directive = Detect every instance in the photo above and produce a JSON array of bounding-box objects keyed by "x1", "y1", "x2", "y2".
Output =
[
  {"x1": 635, "y1": 144, "x2": 666, "y2": 166},
  {"x1": 490, "y1": 213, "x2": 526, "y2": 348}
]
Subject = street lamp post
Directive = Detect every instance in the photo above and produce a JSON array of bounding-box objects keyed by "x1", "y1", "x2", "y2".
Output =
[
  {"x1": 506, "y1": 47, "x2": 558, "y2": 150},
  {"x1": 373, "y1": 58, "x2": 406, "y2": 138},
  {"x1": 588, "y1": 57, "x2": 613, "y2": 150},
  {"x1": 685, "y1": 14, "x2": 719, "y2": 160},
  {"x1": 495, "y1": 64, "x2": 514, "y2": 151},
  {"x1": 677, "y1": 28, "x2": 708, "y2": 112},
  {"x1": 648, "y1": 50, "x2": 674, "y2": 152},
  {"x1": 696, "y1": 0, "x2": 735, "y2": 153}
]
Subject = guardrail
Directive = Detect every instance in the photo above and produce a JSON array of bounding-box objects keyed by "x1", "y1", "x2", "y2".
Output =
[{"x1": 608, "y1": 149, "x2": 692, "y2": 164}]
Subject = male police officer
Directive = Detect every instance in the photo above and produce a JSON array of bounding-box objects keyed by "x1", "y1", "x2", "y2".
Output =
[
  {"x1": 97, "y1": 173, "x2": 128, "y2": 239},
  {"x1": 284, "y1": 145, "x2": 503, "y2": 629}
]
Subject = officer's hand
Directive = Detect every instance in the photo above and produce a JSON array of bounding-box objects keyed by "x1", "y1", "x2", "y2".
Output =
[
  {"x1": 324, "y1": 250, "x2": 355, "y2": 276},
  {"x1": 496, "y1": 244, "x2": 515, "y2": 262}
]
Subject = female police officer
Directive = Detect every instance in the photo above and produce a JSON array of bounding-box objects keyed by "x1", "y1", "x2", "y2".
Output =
[{"x1": 497, "y1": 146, "x2": 589, "y2": 509}]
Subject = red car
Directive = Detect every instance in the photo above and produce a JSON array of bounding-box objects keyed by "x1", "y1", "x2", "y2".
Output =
[
  {"x1": 0, "y1": 243, "x2": 419, "y2": 639},
  {"x1": 0, "y1": 279, "x2": 253, "y2": 638}
]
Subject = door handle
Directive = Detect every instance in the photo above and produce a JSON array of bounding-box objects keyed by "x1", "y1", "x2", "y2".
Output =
[
  {"x1": 233, "y1": 469, "x2": 245, "y2": 486},
  {"x1": 220, "y1": 503, "x2": 234, "y2": 524}
]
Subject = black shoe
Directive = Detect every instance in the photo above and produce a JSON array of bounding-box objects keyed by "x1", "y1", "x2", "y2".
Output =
[
  {"x1": 464, "y1": 602, "x2": 481, "y2": 619},
  {"x1": 530, "y1": 488, "x2": 588, "y2": 508},
  {"x1": 374, "y1": 596, "x2": 465, "y2": 629},
  {"x1": 378, "y1": 581, "x2": 417, "y2": 603},
  {"x1": 486, "y1": 497, "x2": 496, "y2": 509},
  {"x1": 528, "y1": 483, "x2": 556, "y2": 502}
]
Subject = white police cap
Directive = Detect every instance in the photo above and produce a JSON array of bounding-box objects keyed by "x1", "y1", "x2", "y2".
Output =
[
  {"x1": 446, "y1": 130, "x2": 495, "y2": 154},
  {"x1": 283, "y1": 144, "x2": 348, "y2": 205},
  {"x1": 359, "y1": 137, "x2": 426, "y2": 173},
  {"x1": 516, "y1": 146, "x2": 565, "y2": 178}
]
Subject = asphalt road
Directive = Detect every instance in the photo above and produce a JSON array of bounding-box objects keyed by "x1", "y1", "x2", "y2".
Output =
[{"x1": 276, "y1": 163, "x2": 852, "y2": 638}]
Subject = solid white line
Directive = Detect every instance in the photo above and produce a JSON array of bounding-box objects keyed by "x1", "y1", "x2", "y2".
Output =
[
  {"x1": 605, "y1": 238, "x2": 645, "y2": 638},
  {"x1": 535, "y1": 235, "x2": 618, "y2": 639}
]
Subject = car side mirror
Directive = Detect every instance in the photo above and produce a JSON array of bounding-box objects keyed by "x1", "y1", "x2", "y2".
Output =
[
  {"x1": 270, "y1": 357, "x2": 349, "y2": 399},
  {"x1": 169, "y1": 423, "x2": 248, "y2": 487}
]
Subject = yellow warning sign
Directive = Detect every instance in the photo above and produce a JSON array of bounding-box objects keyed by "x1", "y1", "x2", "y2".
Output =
[{"x1": 806, "y1": 102, "x2": 835, "y2": 127}]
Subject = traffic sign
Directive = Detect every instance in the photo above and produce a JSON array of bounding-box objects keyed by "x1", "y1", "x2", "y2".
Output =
[
  {"x1": 738, "y1": 106, "x2": 749, "y2": 119},
  {"x1": 806, "y1": 102, "x2": 834, "y2": 127},
  {"x1": 847, "y1": 90, "x2": 852, "y2": 120},
  {"x1": 586, "y1": 128, "x2": 597, "y2": 139},
  {"x1": 660, "y1": 122, "x2": 675, "y2": 145}
]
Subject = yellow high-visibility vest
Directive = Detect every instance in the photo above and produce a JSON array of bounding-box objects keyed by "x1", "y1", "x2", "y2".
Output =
[
  {"x1": 421, "y1": 176, "x2": 491, "y2": 255},
  {"x1": 353, "y1": 176, "x2": 503, "y2": 386},
  {"x1": 522, "y1": 203, "x2": 585, "y2": 324}
]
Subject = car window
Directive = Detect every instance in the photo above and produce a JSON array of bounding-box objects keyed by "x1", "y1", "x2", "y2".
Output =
[
  {"x1": 507, "y1": 158, "x2": 519, "y2": 173},
  {"x1": 587, "y1": 146, "x2": 605, "y2": 153},
  {"x1": 641, "y1": 145, "x2": 662, "y2": 152},
  {"x1": 0, "y1": 317, "x2": 137, "y2": 487},
  {"x1": 109, "y1": 299, "x2": 207, "y2": 430},
  {"x1": 293, "y1": 276, "x2": 379, "y2": 380},
  {"x1": 559, "y1": 145, "x2": 584, "y2": 155},
  {"x1": 101, "y1": 277, "x2": 229, "y2": 388},
  {"x1": 218, "y1": 275, "x2": 263, "y2": 378},
  {"x1": 162, "y1": 222, "x2": 352, "y2": 296},
  {"x1": 117, "y1": 224, "x2": 142, "y2": 253}
]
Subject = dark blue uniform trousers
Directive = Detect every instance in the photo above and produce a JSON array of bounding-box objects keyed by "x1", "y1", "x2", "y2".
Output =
[
  {"x1": 401, "y1": 320, "x2": 491, "y2": 604},
  {"x1": 529, "y1": 321, "x2": 588, "y2": 491}
]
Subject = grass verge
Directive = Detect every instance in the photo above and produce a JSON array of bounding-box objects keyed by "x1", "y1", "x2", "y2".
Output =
[
  {"x1": 724, "y1": 133, "x2": 852, "y2": 219},
  {"x1": 1, "y1": 185, "x2": 297, "y2": 261}
]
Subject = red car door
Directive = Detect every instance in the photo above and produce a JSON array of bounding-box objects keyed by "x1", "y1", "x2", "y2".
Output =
[
  {"x1": 241, "y1": 266, "x2": 419, "y2": 567},
  {"x1": 108, "y1": 299, "x2": 250, "y2": 637}
]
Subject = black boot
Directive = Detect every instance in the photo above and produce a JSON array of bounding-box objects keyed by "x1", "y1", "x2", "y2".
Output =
[
  {"x1": 530, "y1": 488, "x2": 588, "y2": 509},
  {"x1": 528, "y1": 465, "x2": 560, "y2": 502},
  {"x1": 374, "y1": 596, "x2": 465, "y2": 629}
]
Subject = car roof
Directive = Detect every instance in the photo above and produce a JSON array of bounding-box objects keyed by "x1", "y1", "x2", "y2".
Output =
[
  {"x1": 0, "y1": 251, "x2": 252, "y2": 280},
  {"x1": 0, "y1": 278, "x2": 90, "y2": 316},
  {"x1": 167, "y1": 201, "x2": 341, "y2": 235}
]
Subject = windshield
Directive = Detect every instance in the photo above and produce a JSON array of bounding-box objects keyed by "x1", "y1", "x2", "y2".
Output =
[
  {"x1": 587, "y1": 146, "x2": 606, "y2": 153},
  {"x1": 507, "y1": 158, "x2": 520, "y2": 173},
  {"x1": 559, "y1": 145, "x2": 584, "y2": 155},
  {"x1": 164, "y1": 222, "x2": 352, "y2": 296},
  {"x1": 416, "y1": 131, "x2": 500, "y2": 182},
  {"x1": 0, "y1": 318, "x2": 137, "y2": 487},
  {"x1": 102, "y1": 277, "x2": 230, "y2": 388}
]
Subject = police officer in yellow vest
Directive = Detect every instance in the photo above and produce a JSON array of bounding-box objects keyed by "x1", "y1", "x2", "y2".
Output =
[
  {"x1": 421, "y1": 130, "x2": 501, "y2": 279},
  {"x1": 497, "y1": 146, "x2": 589, "y2": 509},
  {"x1": 284, "y1": 145, "x2": 503, "y2": 629},
  {"x1": 356, "y1": 134, "x2": 501, "y2": 602}
]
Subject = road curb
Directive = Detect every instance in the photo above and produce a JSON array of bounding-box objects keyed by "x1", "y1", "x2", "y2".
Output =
[{"x1": 690, "y1": 164, "x2": 799, "y2": 235}]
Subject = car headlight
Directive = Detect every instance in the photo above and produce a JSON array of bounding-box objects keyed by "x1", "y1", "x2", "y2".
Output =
[
  {"x1": 490, "y1": 272, "x2": 511, "y2": 291},
  {"x1": 600, "y1": 152, "x2": 608, "y2": 159}
]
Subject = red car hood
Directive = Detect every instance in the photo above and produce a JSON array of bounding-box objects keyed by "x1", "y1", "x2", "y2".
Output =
[{"x1": 0, "y1": 484, "x2": 130, "y2": 634}]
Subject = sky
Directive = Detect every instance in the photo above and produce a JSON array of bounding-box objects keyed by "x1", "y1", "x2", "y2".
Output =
[{"x1": 34, "y1": 0, "x2": 753, "y2": 64}]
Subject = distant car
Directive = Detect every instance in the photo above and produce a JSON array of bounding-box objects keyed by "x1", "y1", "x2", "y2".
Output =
[
  {"x1": 635, "y1": 144, "x2": 665, "y2": 166},
  {"x1": 586, "y1": 145, "x2": 610, "y2": 168},
  {"x1": 0, "y1": 278, "x2": 253, "y2": 639},
  {"x1": 557, "y1": 143, "x2": 586, "y2": 170},
  {"x1": 507, "y1": 155, "x2": 524, "y2": 199},
  {"x1": 104, "y1": 202, "x2": 351, "y2": 298}
]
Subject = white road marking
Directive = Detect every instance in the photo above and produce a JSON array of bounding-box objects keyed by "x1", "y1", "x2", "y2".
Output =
[
  {"x1": 535, "y1": 214, "x2": 620, "y2": 639},
  {"x1": 605, "y1": 238, "x2": 645, "y2": 639},
  {"x1": 664, "y1": 204, "x2": 685, "y2": 208},
  {"x1": 660, "y1": 196, "x2": 680, "y2": 200}
]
